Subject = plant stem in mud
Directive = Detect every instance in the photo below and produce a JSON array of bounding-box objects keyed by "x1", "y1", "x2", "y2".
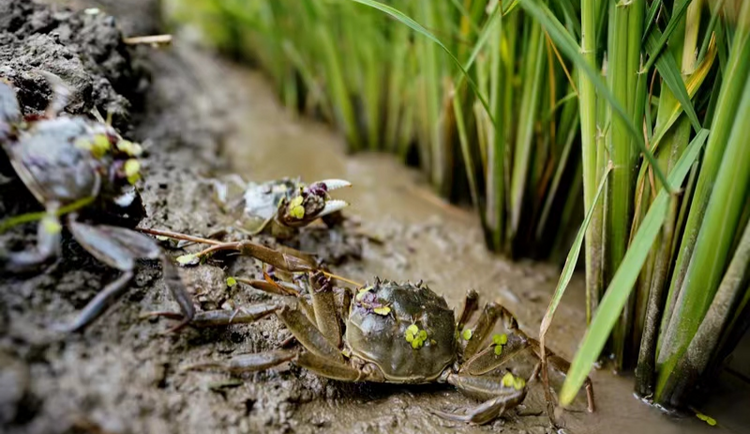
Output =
[
  {"x1": 656, "y1": 23, "x2": 750, "y2": 401},
  {"x1": 656, "y1": 2, "x2": 750, "y2": 400},
  {"x1": 658, "y1": 218, "x2": 750, "y2": 408},
  {"x1": 579, "y1": 0, "x2": 604, "y2": 324},
  {"x1": 634, "y1": 1, "x2": 697, "y2": 395},
  {"x1": 605, "y1": 0, "x2": 644, "y2": 371}
]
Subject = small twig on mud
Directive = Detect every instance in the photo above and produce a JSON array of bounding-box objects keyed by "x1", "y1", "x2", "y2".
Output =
[
  {"x1": 137, "y1": 227, "x2": 224, "y2": 246},
  {"x1": 123, "y1": 34, "x2": 172, "y2": 46}
]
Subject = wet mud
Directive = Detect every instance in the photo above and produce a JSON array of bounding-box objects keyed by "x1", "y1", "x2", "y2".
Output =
[{"x1": 0, "y1": 1, "x2": 748, "y2": 433}]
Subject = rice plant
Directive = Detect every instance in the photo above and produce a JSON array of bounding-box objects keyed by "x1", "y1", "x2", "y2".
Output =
[
  {"x1": 519, "y1": 0, "x2": 750, "y2": 411},
  {"x1": 166, "y1": 0, "x2": 585, "y2": 260},
  {"x1": 167, "y1": 0, "x2": 750, "y2": 414}
]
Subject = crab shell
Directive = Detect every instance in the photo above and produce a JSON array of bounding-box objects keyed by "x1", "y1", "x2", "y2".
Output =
[
  {"x1": 5, "y1": 116, "x2": 120, "y2": 205},
  {"x1": 345, "y1": 280, "x2": 457, "y2": 383}
]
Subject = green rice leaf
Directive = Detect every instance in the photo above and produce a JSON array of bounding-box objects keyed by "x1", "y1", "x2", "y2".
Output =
[
  {"x1": 540, "y1": 162, "x2": 612, "y2": 339},
  {"x1": 348, "y1": 0, "x2": 496, "y2": 127}
]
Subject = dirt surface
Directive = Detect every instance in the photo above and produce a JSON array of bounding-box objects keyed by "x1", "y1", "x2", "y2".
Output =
[{"x1": 1, "y1": 1, "x2": 748, "y2": 434}]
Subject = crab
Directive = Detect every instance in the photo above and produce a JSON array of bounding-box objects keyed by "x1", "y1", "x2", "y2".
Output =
[
  {"x1": 0, "y1": 73, "x2": 194, "y2": 332},
  {"x1": 212, "y1": 175, "x2": 351, "y2": 239},
  {"x1": 147, "y1": 245, "x2": 596, "y2": 425}
]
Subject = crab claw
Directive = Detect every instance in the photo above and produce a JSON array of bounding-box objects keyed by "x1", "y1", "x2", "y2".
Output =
[
  {"x1": 318, "y1": 199, "x2": 349, "y2": 218},
  {"x1": 312, "y1": 179, "x2": 352, "y2": 191},
  {"x1": 277, "y1": 179, "x2": 352, "y2": 228}
]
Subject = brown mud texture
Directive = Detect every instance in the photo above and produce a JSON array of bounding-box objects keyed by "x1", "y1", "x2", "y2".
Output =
[
  {"x1": 0, "y1": 2, "x2": 361, "y2": 433},
  {"x1": 1, "y1": 1, "x2": 748, "y2": 434}
]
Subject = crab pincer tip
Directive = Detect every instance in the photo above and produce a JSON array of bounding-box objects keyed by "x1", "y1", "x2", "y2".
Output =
[
  {"x1": 319, "y1": 199, "x2": 349, "y2": 217},
  {"x1": 316, "y1": 179, "x2": 352, "y2": 191}
]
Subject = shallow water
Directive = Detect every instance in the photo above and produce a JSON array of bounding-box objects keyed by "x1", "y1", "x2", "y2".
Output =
[{"x1": 209, "y1": 60, "x2": 750, "y2": 433}]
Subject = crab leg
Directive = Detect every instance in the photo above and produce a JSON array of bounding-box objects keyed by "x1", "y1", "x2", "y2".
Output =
[
  {"x1": 145, "y1": 303, "x2": 279, "y2": 328},
  {"x1": 187, "y1": 240, "x2": 318, "y2": 273},
  {"x1": 61, "y1": 271, "x2": 134, "y2": 333},
  {"x1": 527, "y1": 339, "x2": 595, "y2": 413},
  {"x1": 236, "y1": 277, "x2": 317, "y2": 324},
  {"x1": 308, "y1": 271, "x2": 341, "y2": 347},
  {"x1": 276, "y1": 301, "x2": 344, "y2": 363},
  {"x1": 456, "y1": 289, "x2": 480, "y2": 331},
  {"x1": 463, "y1": 302, "x2": 502, "y2": 359},
  {"x1": 183, "y1": 350, "x2": 296, "y2": 373},
  {"x1": 431, "y1": 374, "x2": 527, "y2": 425},
  {"x1": 2, "y1": 205, "x2": 62, "y2": 272},
  {"x1": 295, "y1": 352, "x2": 364, "y2": 382},
  {"x1": 459, "y1": 334, "x2": 533, "y2": 376},
  {"x1": 63, "y1": 221, "x2": 194, "y2": 332}
]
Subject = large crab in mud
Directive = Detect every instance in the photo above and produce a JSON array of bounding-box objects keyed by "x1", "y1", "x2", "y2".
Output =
[
  {"x1": 147, "y1": 241, "x2": 595, "y2": 425},
  {"x1": 212, "y1": 175, "x2": 351, "y2": 239},
  {"x1": 0, "y1": 73, "x2": 193, "y2": 332}
]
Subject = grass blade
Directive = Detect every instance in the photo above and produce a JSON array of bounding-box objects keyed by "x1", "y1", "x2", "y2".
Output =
[
  {"x1": 519, "y1": 0, "x2": 674, "y2": 196},
  {"x1": 540, "y1": 161, "x2": 612, "y2": 342},
  {"x1": 347, "y1": 0, "x2": 496, "y2": 127}
]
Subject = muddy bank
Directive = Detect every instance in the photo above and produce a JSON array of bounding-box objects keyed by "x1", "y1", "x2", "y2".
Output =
[{"x1": 1, "y1": 1, "x2": 748, "y2": 434}]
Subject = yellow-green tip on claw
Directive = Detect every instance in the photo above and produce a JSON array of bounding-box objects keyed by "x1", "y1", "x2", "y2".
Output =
[
  {"x1": 462, "y1": 329, "x2": 472, "y2": 341},
  {"x1": 226, "y1": 277, "x2": 237, "y2": 287},
  {"x1": 373, "y1": 306, "x2": 391, "y2": 316},
  {"x1": 288, "y1": 196, "x2": 305, "y2": 219},
  {"x1": 513, "y1": 377, "x2": 526, "y2": 390}
]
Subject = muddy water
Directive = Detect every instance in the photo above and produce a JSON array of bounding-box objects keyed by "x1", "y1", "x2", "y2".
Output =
[{"x1": 205, "y1": 54, "x2": 749, "y2": 433}]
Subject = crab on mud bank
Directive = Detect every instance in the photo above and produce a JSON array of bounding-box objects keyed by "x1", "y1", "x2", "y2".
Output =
[
  {"x1": 0, "y1": 74, "x2": 194, "y2": 332},
  {"x1": 212, "y1": 175, "x2": 351, "y2": 239},
  {"x1": 149, "y1": 248, "x2": 596, "y2": 425}
]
